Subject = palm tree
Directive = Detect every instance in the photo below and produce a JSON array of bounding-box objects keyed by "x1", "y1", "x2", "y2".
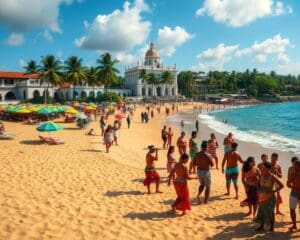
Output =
[
  {"x1": 139, "y1": 69, "x2": 148, "y2": 83},
  {"x1": 65, "y1": 56, "x2": 87, "y2": 101},
  {"x1": 146, "y1": 72, "x2": 160, "y2": 97},
  {"x1": 39, "y1": 55, "x2": 64, "y2": 103},
  {"x1": 161, "y1": 71, "x2": 174, "y2": 94},
  {"x1": 85, "y1": 67, "x2": 100, "y2": 99},
  {"x1": 24, "y1": 60, "x2": 39, "y2": 75},
  {"x1": 96, "y1": 52, "x2": 119, "y2": 95}
]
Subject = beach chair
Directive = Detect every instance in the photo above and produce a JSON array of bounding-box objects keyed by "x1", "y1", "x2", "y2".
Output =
[
  {"x1": 45, "y1": 137, "x2": 65, "y2": 145},
  {"x1": 38, "y1": 135, "x2": 51, "y2": 142}
]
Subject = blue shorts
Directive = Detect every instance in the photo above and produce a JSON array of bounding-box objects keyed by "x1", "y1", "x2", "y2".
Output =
[{"x1": 225, "y1": 166, "x2": 239, "y2": 185}]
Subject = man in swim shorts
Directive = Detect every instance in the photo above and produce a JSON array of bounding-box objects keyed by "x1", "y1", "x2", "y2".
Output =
[
  {"x1": 193, "y1": 141, "x2": 214, "y2": 204},
  {"x1": 222, "y1": 142, "x2": 243, "y2": 199}
]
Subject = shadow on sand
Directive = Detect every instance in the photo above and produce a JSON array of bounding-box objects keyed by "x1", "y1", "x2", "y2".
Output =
[
  {"x1": 63, "y1": 127, "x2": 81, "y2": 130},
  {"x1": 123, "y1": 210, "x2": 178, "y2": 221},
  {"x1": 105, "y1": 190, "x2": 144, "y2": 197},
  {"x1": 80, "y1": 149, "x2": 102, "y2": 153},
  {"x1": 19, "y1": 140, "x2": 44, "y2": 145},
  {"x1": 204, "y1": 212, "x2": 293, "y2": 240}
]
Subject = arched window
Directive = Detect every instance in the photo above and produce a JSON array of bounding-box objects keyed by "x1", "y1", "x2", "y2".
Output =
[
  {"x1": 89, "y1": 91, "x2": 95, "y2": 98},
  {"x1": 73, "y1": 91, "x2": 78, "y2": 99},
  {"x1": 142, "y1": 88, "x2": 146, "y2": 96},
  {"x1": 165, "y1": 88, "x2": 169, "y2": 96},
  {"x1": 33, "y1": 90, "x2": 40, "y2": 98},
  {"x1": 5, "y1": 91, "x2": 16, "y2": 100},
  {"x1": 97, "y1": 91, "x2": 103, "y2": 97},
  {"x1": 156, "y1": 87, "x2": 161, "y2": 97},
  {"x1": 172, "y1": 88, "x2": 175, "y2": 96},
  {"x1": 54, "y1": 92, "x2": 59, "y2": 100},
  {"x1": 23, "y1": 90, "x2": 26, "y2": 99},
  {"x1": 81, "y1": 91, "x2": 87, "y2": 98},
  {"x1": 148, "y1": 88, "x2": 152, "y2": 96}
]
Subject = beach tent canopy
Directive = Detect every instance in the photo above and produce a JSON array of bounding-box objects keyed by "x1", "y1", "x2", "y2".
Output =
[{"x1": 37, "y1": 122, "x2": 62, "y2": 132}]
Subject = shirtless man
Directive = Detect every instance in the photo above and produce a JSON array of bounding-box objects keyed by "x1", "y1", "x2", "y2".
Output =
[
  {"x1": 257, "y1": 154, "x2": 268, "y2": 172},
  {"x1": 176, "y1": 131, "x2": 188, "y2": 155},
  {"x1": 143, "y1": 146, "x2": 162, "y2": 194},
  {"x1": 287, "y1": 158, "x2": 300, "y2": 231},
  {"x1": 161, "y1": 125, "x2": 168, "y2": 149},
  {"x1": 223, "y1": 132, "x2": 234, "y2": 153},
  {"x1": 167, "y1": 127, "x2": 173, "y2": 148},
  {"x1": 193, "y1": 141, "x2": 214, "y2": 204},
  {"x1": 271, "y1": 153, "x2": 283, "y2": 215},
  {"x1": 222, "y1": 142, "x2": 243, "y2": 199}
]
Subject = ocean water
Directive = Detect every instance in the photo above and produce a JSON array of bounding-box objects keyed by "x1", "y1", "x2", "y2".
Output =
[{"x1": 199, "y1": 101, "x2": 300, "y2": 154}]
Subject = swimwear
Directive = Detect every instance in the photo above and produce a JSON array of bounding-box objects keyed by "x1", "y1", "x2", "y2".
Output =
[
  {"x1": 172, "y1": 178, "x2": 191, "y2": 211},
  {"x1": 224, "y1": 146, "x2": 231, "y2": 153},
  {"x1": 143, "y1": 168, "x2": 160, "y2": 186},
  {"x1": 290, "y1": 192, "x2": 300, "y2": 209},
  {"x1": 197, "y1": 169, "x2": 211, "y2": 188},
  {"x1": 225, "y1": 166, "x2": 239, "y2": 184}
]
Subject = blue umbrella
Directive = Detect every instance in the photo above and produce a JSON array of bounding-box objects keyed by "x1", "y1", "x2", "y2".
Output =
[{"x1": 37, "y1": 122, "x2": 62, "y2": 132}]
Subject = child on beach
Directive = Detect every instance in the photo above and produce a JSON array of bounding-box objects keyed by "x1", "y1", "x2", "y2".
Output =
[
  {"x1": 144, "y1": 145, "x2": 161, "y2": 194},
  {"x1": 270, "y1": 153, "x2": 283, "y2": 215},
  {"x1": 257, "y1": 154, "x2": 268, "y2": 171}
]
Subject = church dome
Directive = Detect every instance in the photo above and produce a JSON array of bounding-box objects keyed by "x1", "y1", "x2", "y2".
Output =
[{"x1": 145, "y1": 42, "x2": 160, "y2": 58}]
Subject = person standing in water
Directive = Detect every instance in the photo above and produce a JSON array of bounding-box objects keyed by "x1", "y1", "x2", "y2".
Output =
[
  {"x1": 189, "y1": 131, "x2": 198, "y2": 174},
  {"x1": 255, "y1": 162, "x2": 284, "y2": 232},
  {"x1": 222, "y1": 142, "x2": 243, "y2": 199},
  {"x1": 195, "y1": 119, "x2": 199, "y2": 133}
]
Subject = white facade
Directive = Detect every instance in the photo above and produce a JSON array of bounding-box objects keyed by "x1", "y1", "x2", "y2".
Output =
[{"x1": 124, "y1": 42, "x2": 178, "y2": 98}]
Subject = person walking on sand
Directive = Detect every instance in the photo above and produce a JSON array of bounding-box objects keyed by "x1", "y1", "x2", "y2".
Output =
[
  {"x1": 103, "y1": 125, "x2": 113, "y2": 153},
  {"x1": 270, "y1": 153, "x2": 283, "y2": 215},
  {"x1": 113, "y1": 120, "x2": 120, "y2": 146},
  {"x1": 222, "y1": 142, "x2": 243, "y2": 199},
  {"x1": 167, "y1": 146, "x2": 177, "y2": 181},
  {"x1": 168, "y1": 153, "x2": 197, "y2": 216},
  {"x1": 193, "y1": 141, "x2": 214, "y2": 204},
  {"x1": 176, "y1": 131, "x2": 187, "y2": 155},
  {"x1": 143, "y1": 145, "x2": 162, "y2": 194},
  {"x1": 126, "y1": 115, "x2": 131, "y2": 129},
  {"x1": 161, "y1": 125, "x2": 168, "y2": 149},
  {"x1": 180, "y1": 120, "x2": 184, "y2": 129},
  {"x1": 195, "y1": 119, "x2": 199, "y2": 133},
  {"x1": 223, "y1": 132, "x2": 234, "y2": 153},
  {"x1": 189, "y1": 131, "x2": 198, "y2": 174},
  {"x1": 208, "y1": 133, "x2": 219, "y2": 169},
  {"x1": 241, "y1": 157, "x2": 260, "y2": 219},
  {"x1": 287, "y1": 157, "x2": 300, "y2": 231},
  {"x1": 257, "y1": 154, "x2": 268, "y2": 171},
  {"x1": 167, "y1": 127, "x2": 173, "y2": 148},
  {"x1": 255, "y1": 162, "x2": 284, "y2": 232},
  {"x1": 100, "y1": 116, "x2": 106, "y2": 136}
]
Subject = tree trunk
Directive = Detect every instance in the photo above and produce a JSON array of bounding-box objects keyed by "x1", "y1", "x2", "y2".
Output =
[
  {"x1": 45, "y1": 82, "x2": 49, "y2": 104},
  {"x1": 73, "y1": 85, "x2": 76, "y2": 101}
]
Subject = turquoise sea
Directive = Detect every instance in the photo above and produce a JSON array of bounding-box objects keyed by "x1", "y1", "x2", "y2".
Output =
[{"x1": 199, "y1": 101, "x2": 300, "y2": 154}]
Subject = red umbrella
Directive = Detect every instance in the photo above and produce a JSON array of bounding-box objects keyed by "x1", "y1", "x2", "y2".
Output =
[{"x1": 115, "y1": 113, "x2": 125, "y2": 119}]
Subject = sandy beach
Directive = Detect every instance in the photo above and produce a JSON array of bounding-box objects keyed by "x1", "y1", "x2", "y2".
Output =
[{"x1": 0, "y1": 103, "x2": 299, "y2": 240}]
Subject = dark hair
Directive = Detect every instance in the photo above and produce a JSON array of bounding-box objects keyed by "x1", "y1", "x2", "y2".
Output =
[
  {"x1": 271, "y1": 153, "x2": 278, "y2": 158},
  {"x1": 181, "y1": 131, "x2": 185, "y2": 135},
  {"x1": 201, "y1": 140, "x2": 208, "y2": 149},
  {"x1": 291, "y1": 156, "x2": 299, "y2": 162},
  {"x1": 191, "y1": 131, "x2": 197, "y2": 137},
  {"x1": 232, "y1": 142, "x2": 238, "y2": 149},
  {"x1": 243, "y1": 156, "x2": 255, "y2": 172},
  {"x1": 167, "y1": 145, "x2": 175, "y2": 155},
  {"x1": 261, "y1": 153, "x2": 267, "y2": 158},
  {"x1": 181, "y1": 153, "x2": 189, "y2": 161},
  {"x1": 210, "y1": 133, "x2": 215, "y2": 138},
  {"x1": 263, "y1": 161, "x2": 272, "y2": 169}
]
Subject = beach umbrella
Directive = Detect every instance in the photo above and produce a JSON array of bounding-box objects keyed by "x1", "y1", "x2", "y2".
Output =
[
  {"x1": 74, "y1": 112, "x2": 88, "y2": 120},
  {"x1": 115, "y1": 113, "x2": 125, "y2": 119},
  {"x1": 37, "y1": 107, "x2": 52, "y2": 115},
  {"x1": 37, "y1": 122, "x2": 62, "y2": 132},
  {"x1": 85, "y1": 106, "x2": 96, "y2": 111},
  {"x1": 17, "y1": 109, "x2": 32, "y2": 114},
  {"x1": 65, "y1": 108, "x2": 78, "y2": 114}
]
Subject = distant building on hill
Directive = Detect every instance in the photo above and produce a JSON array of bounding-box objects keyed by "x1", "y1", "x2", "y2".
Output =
[{"x1": 124, "y1": 42, "x2": 178, "y2": 97}]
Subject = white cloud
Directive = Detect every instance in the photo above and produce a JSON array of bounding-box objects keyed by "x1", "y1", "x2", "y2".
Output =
[
  {"x1": 75, "y1": 0, "x2": 151, "y2": 52},
  {"x1": 277, "y1": 52, "x2": 290, "y2": 65},
  {"x1": 277, "y1": 62, "x2": 300, "y2": 75},
  {"x1": 236, "y1": 34, "x2": 290, "y2": 63},
  {"x1": 19, "y1": 59, "x2": 27, "y2": 68},
  {"x1": 5, "y1": 33, "x2": 24, "y2": 46},
  {"x1": 42, "y1": 30, "x2": 53, "y2": 42},
  {"x1": 196, "y1": 0, "x2": 292, "y2": 27},
  {"x1": 156, "y1": 26, "x2": 193, "y2": 56},
  {"x1": 116, "y1": 44, "x2": 149, "y2": 65},
  {"x1": 192, "y1": 43, "x2": 239, "y2": 71}
]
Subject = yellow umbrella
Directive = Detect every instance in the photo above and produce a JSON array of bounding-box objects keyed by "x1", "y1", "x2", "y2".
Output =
[
  {"x1": 65, "y1": 108, "x2": 78, "y2": 114},
  {"x1": 85, "y1": 106, "x2": 96, "y2": 111},
  {"x1": 17, "y1": 109, "x2": 32, "y2": 114}
]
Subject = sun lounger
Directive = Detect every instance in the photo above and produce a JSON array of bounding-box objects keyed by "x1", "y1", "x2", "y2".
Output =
[{"x1": 45, "y1": 137, "x2": 65, "y2": 145}]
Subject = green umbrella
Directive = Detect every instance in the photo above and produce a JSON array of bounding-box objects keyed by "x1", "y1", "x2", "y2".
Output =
[
  {"x1": 37, "y1": 107, "x2": 53, "y2": 115},
  {"x1": 37, "y1": 122, "x2": 62, "y2": 132}
]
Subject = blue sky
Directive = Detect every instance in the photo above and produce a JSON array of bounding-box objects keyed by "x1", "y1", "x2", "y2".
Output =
[{"x1": 0, "y1": 0, "x2": 299, "y2": 75}]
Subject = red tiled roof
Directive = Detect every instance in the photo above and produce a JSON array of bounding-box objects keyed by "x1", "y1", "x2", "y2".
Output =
[
  {"x1": 61, "y1": 83, "x2": 71, "y2": 88},
  {"x1": 0, "y1": 71, "x2": 40, "y2": 79}
]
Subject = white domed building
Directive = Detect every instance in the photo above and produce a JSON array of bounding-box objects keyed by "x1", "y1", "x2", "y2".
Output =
[{"x1": 124, "y1": 42, "x2": 178, "y2": 98}]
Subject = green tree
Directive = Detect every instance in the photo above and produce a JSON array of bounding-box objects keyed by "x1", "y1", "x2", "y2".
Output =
[
  {"x1": 85, "y1": 67, "x2": 99, "y2": 99},
  {"x1": 255, "y1": 75, "x2": 278, "y2": 96},
  {"x1": 96, "y1": 52, "x2": 120, "y2": 95},
  {"x1": 139, "y1": 69, "x2": 148, "y2": 84},
  {"x1": 177, "y1": 71, "x2": 195, "y2": 96},
  {"x1": 146, "y1": 73, "x2": 160, "y2": 96},
  {"x1": 65, "y1": 56, "x2": 87, "y2": 101}
]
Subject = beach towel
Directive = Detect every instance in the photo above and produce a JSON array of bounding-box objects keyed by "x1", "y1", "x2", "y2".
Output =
[{"x1": 172, "y1": 180, "x2": 191, "y2": 211}]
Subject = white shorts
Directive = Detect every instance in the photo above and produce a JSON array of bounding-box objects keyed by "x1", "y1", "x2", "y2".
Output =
[{"x1": 289, "y1": 192, "x2": 300, "y2": 209}]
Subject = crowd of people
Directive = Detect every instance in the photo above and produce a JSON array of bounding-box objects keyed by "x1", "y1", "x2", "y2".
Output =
[{"x1": 143, "y1": 114, "x2": 300, "y2": 233}]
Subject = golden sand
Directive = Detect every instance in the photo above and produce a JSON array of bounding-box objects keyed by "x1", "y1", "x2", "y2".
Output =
[{"x1": 0, "y1": 104, "x2": 299, "y2": 240}]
